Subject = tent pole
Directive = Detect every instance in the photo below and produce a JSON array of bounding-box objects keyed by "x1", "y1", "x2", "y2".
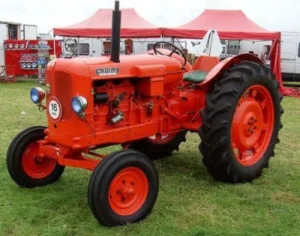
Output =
[
  {"x1": 92, "y1": 38, "x2": 93, "y2": 57},
  {"x1": 171, "y1": 37, "x2": 175, "y2": 44},
  {"x1": 53, "y1": 35, "x2": 56, "y2": 57},
  {"x1": 78, "y1": 37, "x2": 80, "y2": 56}
]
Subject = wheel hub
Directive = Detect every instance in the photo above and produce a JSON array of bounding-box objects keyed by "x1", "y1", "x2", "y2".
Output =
[
  {"x1": 245, "y1": 115, "x2": 258, "y2": 137},
  {"x1": 231, "y1": 85, "x2": 275, "y2": 166},
  {"x1": 233, "y1": 100, "x2": 264, "y2": 150},
  {"x1": 118, "y1": 182, "x2": 136, "y2": 200},
  {"x1": 34, "y1": 156, "x2": 44, "y2": 164},
  {"x1": 22, "y1": 142, "x2": 57, "y2": 179},
  {"x1": 109, "y1": 167, "x2": 148, "y2": 216}
]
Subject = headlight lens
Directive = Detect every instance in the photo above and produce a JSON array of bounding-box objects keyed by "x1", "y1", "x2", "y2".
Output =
[
  {"x1": 72, "y1": 96, "x2": 88, "y2": 114},
  {"x1": 30, "y1": 87, "x2": 45, "y2": 104}
]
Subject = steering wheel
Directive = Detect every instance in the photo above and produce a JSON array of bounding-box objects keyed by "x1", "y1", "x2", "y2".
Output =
[
  {"x1": 153, "y1": 41, "x2": 187, "y2": 67},
  {"x1": 64, "y1": 39, "x2": 78, "y2": 53}
]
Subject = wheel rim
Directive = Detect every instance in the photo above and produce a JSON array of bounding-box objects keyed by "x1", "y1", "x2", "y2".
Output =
[
  {"x1": 231, "y1": 85, "x2": 275, "y2": 166},
  {"x1": 108, "y1": 167, "x2": 149, "y2": 216},
  {"x1": 22, "y1": 142, "x2": 57, "y2": 179},
  {"x1": 148, "y1": 133, "x2": 176, "y2": 144}
]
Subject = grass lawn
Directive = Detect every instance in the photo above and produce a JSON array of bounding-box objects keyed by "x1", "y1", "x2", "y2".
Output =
[{"x1": 1, "y1": 81, "x2": 300, "y2": 236}]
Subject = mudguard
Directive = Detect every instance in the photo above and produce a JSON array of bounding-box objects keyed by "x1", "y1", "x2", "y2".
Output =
[{"x1": 200, "y1": 53, "x2": 264, "y2": 86}]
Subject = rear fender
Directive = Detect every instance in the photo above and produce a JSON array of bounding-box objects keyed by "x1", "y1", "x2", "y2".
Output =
[{"x1": 200, "y1": 53, "x2": 264, "y2": 87}]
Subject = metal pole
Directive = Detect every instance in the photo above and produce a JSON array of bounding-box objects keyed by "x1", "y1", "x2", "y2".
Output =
[
  {"x1": 53, "y1": 35, "x2": 56, "y2": 57},
  {"x1": 77, "y1": 37, "x2": 80, "y2": 56},
  {"x1": 171, "y1": 37, "x2": 175, "y2": 44},
  {"x1": 91, "y1": 38, "x2": 94, "y2": 56}
]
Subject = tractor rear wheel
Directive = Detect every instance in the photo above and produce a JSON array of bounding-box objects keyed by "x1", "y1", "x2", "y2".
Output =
[
  {"x1": 88, "y1": 149, "x2": 159, "y2": 226},
  {"x1": 127, "y1": 131, "x2": 187, "y2": 160},
  {"x1": 199, "y1": 61, "x2": 283, "y2": 183},
  {"x1": 7, "y1": 126, "x2": 65, "y2": 188}
]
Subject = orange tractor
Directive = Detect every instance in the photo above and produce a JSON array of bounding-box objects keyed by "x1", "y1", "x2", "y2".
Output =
[{"x1": 7, "y1": 1, "x2": 283, "y2": 227}]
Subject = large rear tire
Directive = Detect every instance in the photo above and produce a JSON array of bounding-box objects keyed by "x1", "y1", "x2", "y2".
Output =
[
  {"x1": 7, "y1": 126, "x2": 65, "y2": 188},
  {"x1": 199, "y1": 61, "x2": 283, "y2": 183},
  {"x1": 128, "y1": 131, "x2": 187, "y2": 160}
]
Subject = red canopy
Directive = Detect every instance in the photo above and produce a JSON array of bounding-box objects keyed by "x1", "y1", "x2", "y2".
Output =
[
  {"x1": 53, "y1": 8, "x2": 162, "y2": 38},
  {"x1": 162, "y1": 9, "x2": 279, "y2": 40},
  {"x1": 54, "y1": 8, "x2": 296, "y2": 96}
]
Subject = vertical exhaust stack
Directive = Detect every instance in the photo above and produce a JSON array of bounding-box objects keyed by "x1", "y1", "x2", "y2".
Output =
[{"x1": 110, "y1": 0, "x2": 121, "y2": 63}]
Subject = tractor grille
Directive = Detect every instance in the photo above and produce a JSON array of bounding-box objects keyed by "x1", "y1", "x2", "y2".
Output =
[
  {"x1": 45, "y1": 70, "x2": 53, "y2": 87},
  {"x1": 53, "y1": 71, "x2": 73, "y2": 121}
]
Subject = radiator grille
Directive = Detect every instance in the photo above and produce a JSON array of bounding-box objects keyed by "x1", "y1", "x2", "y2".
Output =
[{"x1": 53, "y1": 71, "x2": 73, "y2": 120}]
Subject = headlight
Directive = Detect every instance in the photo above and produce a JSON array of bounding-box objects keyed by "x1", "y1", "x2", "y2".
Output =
[
  {"x1": 72, "y1": 96, "x2": 88, "y2": 114},
  {"x1": 30, "y1": 87, "x2": 45, "y2": 104}
]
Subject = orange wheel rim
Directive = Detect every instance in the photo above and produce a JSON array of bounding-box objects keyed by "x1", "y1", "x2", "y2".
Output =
[
  {"x1": 108, "y1": 167, "x2": 149, "y2": 216},
  {"x1": 22, "y1": 142, "x2": 57, "y2": 179},
  {"x1": 231, "y1": 85, "x2": 274, "y2": 166}
]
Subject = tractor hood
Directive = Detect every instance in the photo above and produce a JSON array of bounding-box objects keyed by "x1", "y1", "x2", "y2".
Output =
[{"x1": 48, "y1": 54, "x2": 185, "y2": 80}]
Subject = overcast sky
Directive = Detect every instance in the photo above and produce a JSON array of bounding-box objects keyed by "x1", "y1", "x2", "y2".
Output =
[{"x1": 1, "y1": 0, "x2": 300, "y2": 34}]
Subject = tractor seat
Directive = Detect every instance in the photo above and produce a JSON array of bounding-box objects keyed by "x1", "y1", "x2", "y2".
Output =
[
  {"x1": 183, "y1": 70, "x2": 208, "y2": 83},
  {"x1": 184, "y1": 55, "x2": 219, "y2": 84}
]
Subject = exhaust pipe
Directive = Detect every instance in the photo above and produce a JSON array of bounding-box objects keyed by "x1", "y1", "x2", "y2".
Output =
[{"x1": 110, "y1": 0, "x2": 121, "y2": 63}]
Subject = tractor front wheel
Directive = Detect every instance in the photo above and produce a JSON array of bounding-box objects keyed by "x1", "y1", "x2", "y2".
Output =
[
  {"x1": 88, "y1": 149, "x2": 159, "y2": 226},
  {"x1": 199, "y1": 61, "x2": 283, "y2": 183},
  {"x1": 7, "y1": 126, "x2": 65, "y2": 188}
]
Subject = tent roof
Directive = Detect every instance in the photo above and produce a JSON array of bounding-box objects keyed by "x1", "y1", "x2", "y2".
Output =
[
  {"x1": 53, "y1": 8, "x2": 162, "y2": 38},
  {"x1": 162, "y1": 9, "x2": 280, "y2": 40}
]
